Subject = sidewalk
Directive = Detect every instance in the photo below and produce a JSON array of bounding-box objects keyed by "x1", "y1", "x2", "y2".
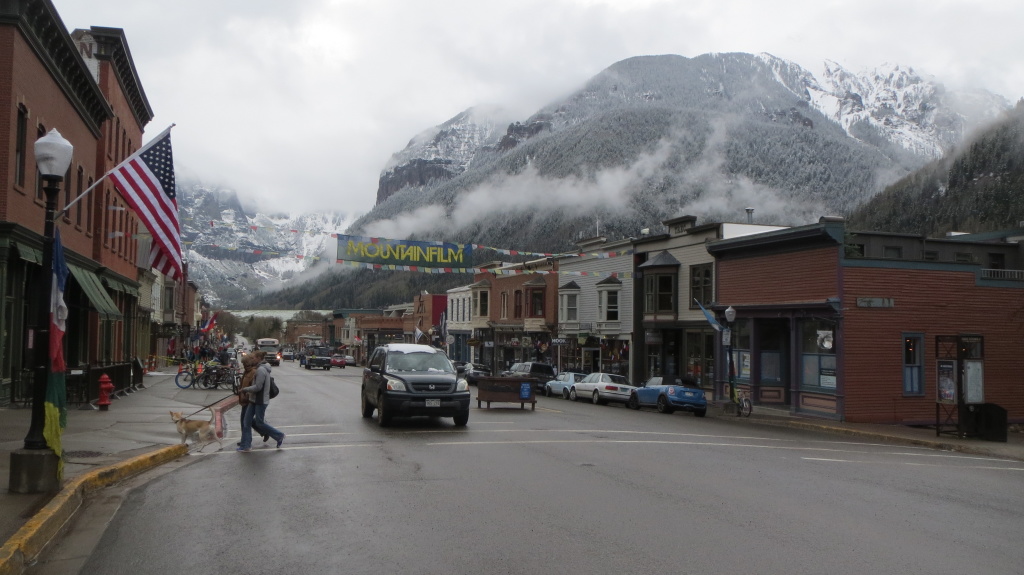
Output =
[
  {"x1": 0, "y1": 370, "x2": 238, "y2": 575},
  {"x1": 0, "y1": 379, "x2": 1021, "y2": 575}
]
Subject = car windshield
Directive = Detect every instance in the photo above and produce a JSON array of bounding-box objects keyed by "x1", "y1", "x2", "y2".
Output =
[
  {"x1": 388, "y1": 351, "x2": 454, "y2": 373},
  {"x1": 605, "y1": 374, "x2": 630, "y2": 385}
]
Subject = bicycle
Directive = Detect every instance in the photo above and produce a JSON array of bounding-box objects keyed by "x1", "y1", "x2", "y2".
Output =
[
  {"x1": 175, "y1": 360, "x2": 221, "y2": 389},
  {"x1": 733, "y1": 387, "x2": 753, "y2": 417}
]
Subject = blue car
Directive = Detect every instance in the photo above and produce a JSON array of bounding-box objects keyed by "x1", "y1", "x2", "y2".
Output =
[
  {"x1": 543, "y1": 372, "x2": 587, "y2": 398},
  {"x1": 627, "y1": 375, "x2": 708, "y2": 417}
]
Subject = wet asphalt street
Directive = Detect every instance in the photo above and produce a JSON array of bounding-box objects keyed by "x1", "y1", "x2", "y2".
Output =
[{"x1": 38, "y1": 361, "x2": 1024, "y2": 575}]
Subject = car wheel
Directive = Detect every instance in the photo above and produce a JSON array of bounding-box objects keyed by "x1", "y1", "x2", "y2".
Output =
[
  {"x1": 545, "y1": 385, "x2": 552, "y2": 397},
  {"x1": 452, "y1": 411, "x2": 469, "y2": 426},
  {"x1": 657, "y1": 396, "x2": 675, "y2": 414},
  {"x1": 592, "y1": 390, "x2": 601, "y2": 405},
  {"x1": 694, "y1": 408, "x2": 707, "y2": 418},
  {"x1": 327, "y1": 366, "x2": 331, "y2": 371},
  {"x1": 569, "y1": 387, "x2": 578, "y2": 401},
  {"x1": 376, "y1": 393, "x2": 392, "y2": 426},
  {"x1": 561, "y1": 388, "x2": 570, "y2": 400},
  {"x1": 627, "y1": 393, "x2": 640, "y2": 410},
  {"x1": 360, "y1": 391, "x2": 374, "y2": 418},
  {"x1": 305, "y1": 364, "x2": 310, "y2": 370}
]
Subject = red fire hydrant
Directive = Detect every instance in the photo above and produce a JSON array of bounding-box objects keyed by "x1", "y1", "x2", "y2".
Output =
[{"x1": 97, "y1": 374, "x2": 115, "y2": 411}]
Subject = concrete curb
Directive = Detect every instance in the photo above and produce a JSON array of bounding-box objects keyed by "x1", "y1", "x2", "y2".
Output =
[
  {"x1": 747, "y1": 417, "x2": 1024, "y2": 462},
  {"x1": 0, "y1": 394, "x2": 240, "y2": 575},
  {"x1": 0, "y1": 444, "x2": 187, "y2": 575}
]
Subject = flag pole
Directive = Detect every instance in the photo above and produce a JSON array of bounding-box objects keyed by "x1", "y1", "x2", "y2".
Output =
[{"x1": 56, "y1": 124, "x2": 176, "y2": 218}]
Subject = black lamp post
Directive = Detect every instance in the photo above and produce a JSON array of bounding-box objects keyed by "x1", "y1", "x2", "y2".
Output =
[
  {"x1": 724, "y1": 305, "x2": 737, "y2": 406},
  {"x1": 10, "y1": 129, "x2": 74, "y2": 493}
]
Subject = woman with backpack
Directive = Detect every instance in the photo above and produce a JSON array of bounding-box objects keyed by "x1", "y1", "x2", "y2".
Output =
[{"x1": 236, "y1": 350, "x2": 285, "y2": 452}]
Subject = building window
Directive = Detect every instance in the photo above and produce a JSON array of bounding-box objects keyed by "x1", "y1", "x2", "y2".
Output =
[
  {"x1": 988, "y1": 253, "x2": 1006, "y2": 270},
  {"x1": 599, "y1": 289, "x2": 619, "y2": 321},
  {"x1": 15, "y1": 105, "x2": 27, "y2": 187},
  {"x1": 514, "y1": 290, "x2": 522, "y2": 318},
  {"x1": 689, "y1": 264, "x2": 713, "y2": 308},
  {"x1": 530, "y1": 289, "x2": 544, "y2": 317},
  {"x1": 35, "y1": 125, "x2": 46, "y2": 199},
  {"x1": 903, "y1": 334, "x2": 924, "y2": 396},
  {"x1": 954, "y1": 252, "x2": 974, "y2": 263},
  {"x1": 500, "y1": 292, "x2": 508, "y2": 319},
  {"x1": 883, "y1": 246, "x2": 903, "y2": 259},
  {"x1": 846, "y1": 243, "x2": 865, "y2": 257},
  {"x1": 163, "y1": 286, "x2": 175, "y2": 312},
  {"x1": 922, "y1": 250, "x2": 938, "y2": 261},
  {"x1": 644, "y1": 274, "x2": 675, "y2": 313},
  {"x1": 560, "y1": 292, "x2": 578, "y2": 322},
  {"x1": 799, "y1": 319, "x2": 837, "y2": 391},
  {"x1": 474, "y1": 290, "x2": 489, "y2": 317},
  {"x1": 75, "y1": 167, "x2": 84, "y2": 225}
]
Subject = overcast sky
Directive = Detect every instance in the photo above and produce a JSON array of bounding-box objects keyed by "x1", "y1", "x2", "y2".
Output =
[{"x1": 53, "y1": 0, "x2": 1024, "y2": 218}]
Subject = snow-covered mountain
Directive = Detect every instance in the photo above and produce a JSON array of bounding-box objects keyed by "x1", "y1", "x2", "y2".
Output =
[
  {"x1": 373, "y1": 53, "x2": 1009, "y2": 212},
  {"x1": 178, "y1": 181, "x2": 357, "y2": 307},
  {"x1": 190, "y1": 52, "x2": 1012, "y2": 309}
]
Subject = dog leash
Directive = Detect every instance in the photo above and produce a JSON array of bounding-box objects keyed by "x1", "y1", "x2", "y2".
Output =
[{"x1": 181, "y1": 393, "x2": 237, "y2": 419}]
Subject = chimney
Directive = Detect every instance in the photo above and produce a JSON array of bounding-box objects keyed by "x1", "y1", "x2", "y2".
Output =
[{"x1": 745, "y1": 207, "x2": 754, "y2": 224}]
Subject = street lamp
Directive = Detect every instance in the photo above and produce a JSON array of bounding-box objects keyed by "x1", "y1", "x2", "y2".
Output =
[
  {"x1": 10, "y1": 129, "x2": 73, "y2": 493},
  {"x1": 724, "y1": 306, "x2": 737, "y2": 406}
]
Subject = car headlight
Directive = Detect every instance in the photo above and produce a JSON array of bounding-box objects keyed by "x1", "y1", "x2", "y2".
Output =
[
  {"x1": 456, "y1": 379, "x2": 469, "y2": 392},
  {"x1": 385, "y1": 376, "x2": 407, "y2": 391}
]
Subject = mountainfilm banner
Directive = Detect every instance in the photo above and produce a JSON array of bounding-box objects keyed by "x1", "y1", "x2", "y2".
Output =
[{"x1": 337, "y1": 234, "x2": 472, "y2": 267}]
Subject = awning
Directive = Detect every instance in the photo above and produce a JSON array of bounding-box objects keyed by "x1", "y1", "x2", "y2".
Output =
[
  {"x1": 68, "y1": 264, "x2": 123, "y2": 320},
  {"x1": 14, "y1": 242, "x2": 43, "y2": 265},
  {"x1": 103, "y1": 276, "x2": 140, "y2": 297}
]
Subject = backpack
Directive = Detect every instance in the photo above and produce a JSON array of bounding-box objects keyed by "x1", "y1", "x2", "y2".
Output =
[{"x1": 269, "y1": 376, "x2": 280, "y2": 399}]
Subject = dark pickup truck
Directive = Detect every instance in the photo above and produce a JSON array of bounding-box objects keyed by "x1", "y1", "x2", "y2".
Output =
[{"x1": 304, "y1": 347, "x2": 333, "y2": 370}]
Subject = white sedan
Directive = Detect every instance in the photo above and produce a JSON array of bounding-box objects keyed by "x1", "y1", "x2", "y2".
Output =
[{"x1": 569, "y1": 372, "x2": 636, "y2": 405}]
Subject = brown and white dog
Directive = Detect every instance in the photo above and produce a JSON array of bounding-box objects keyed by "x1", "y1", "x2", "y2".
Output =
[{"x1": 170, "y1": 410, "x2": 221, "y2": 451}]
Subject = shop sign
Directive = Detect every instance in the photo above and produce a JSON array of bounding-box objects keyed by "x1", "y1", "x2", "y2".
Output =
[
  {"x1": 550, "y1": 338, "x2": 568, "y2": 345},
  {"x1": 510, "y1": 338, "x2": 520, "y2": 347},
  {"x1": 467, "y1": 338, "x2": 480, "y2": 346}
]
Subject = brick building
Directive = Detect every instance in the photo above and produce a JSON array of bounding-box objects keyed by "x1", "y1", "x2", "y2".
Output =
[{"x1": 706, "y1": 217, "x2": 1024, "y2": 424}]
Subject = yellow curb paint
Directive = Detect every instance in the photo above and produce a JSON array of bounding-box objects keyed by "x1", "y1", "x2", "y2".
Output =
[{"x1": 0, "y1": 444, "x2": 188, "y2": 575}]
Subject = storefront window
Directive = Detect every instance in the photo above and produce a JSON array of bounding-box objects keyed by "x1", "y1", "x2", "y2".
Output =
[{"x1": 800, "y1": 319, "x2": 837, "y2": 390}]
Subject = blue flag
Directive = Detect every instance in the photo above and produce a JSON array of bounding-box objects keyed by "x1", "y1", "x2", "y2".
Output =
[{"x1": 694, "y1": 299, "x2": 722, "y2": 331}]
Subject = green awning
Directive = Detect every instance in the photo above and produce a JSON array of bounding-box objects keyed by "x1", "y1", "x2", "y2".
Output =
[
  {"x1": 103, "y1": 277, "x2": 140, "y2": 298},
  {"x1": 68, "y1": 264, "x2": 123, "y2": 320},
  {"x1": 14, "y1": 242, "x2": 43, "y2": 265}
]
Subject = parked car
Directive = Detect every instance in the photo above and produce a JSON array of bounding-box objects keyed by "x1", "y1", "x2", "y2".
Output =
[
  {"x1": 331, "y1": 354, "x2": 347, "y2": 368},
  {"x1": 344, "y1": 355, "x2": 356, "y2": 365},
  {"x1": 570, "y1": 372, "x2": 636, "y2": 405},
  {"x1": 500, "y1": 362, "x2": 556, "y2": 391},
  {"x1": 360, "y1": 343, "x2": 471, "y2": 426},
  {"x1": 544, "y1": 372, "x2": 587, "y2": 398},
  {"x1": 281, "y1": 350, "x2": 295, "y2": 361},
  {"x1": 460, "y1": 362, "x2": 491, "y2": 385},
  {"x1": 628, "y1": 375, "x2": 708, "y2": 417}
]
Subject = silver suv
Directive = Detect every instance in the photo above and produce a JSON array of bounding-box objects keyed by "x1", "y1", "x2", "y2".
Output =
[{"x1": 360, "y1": 344, "x2": 471, "y2": 426}]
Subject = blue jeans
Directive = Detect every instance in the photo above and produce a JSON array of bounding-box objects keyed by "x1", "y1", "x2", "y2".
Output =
[{"x1": 240, "y1": 403, "x2": 283, "y2": 449}]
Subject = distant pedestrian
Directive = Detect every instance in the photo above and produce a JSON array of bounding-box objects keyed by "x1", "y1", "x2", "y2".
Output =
[{"x1": 237, "y1": 351, "x2": 284, "y2": 452}]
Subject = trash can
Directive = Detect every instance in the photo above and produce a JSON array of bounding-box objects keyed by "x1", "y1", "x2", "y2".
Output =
[{"x1": 976, "y1": 403, "x2": 1008, "y2": 442}]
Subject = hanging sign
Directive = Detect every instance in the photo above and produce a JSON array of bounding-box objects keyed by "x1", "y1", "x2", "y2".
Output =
[{"x1": 336, "y1": 234, "x2": 472, "y2": 267}]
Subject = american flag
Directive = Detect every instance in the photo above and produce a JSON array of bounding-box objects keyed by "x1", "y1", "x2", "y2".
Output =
[{"x1": 109, "y1": 126, "x2": 182, "y2": 280}]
